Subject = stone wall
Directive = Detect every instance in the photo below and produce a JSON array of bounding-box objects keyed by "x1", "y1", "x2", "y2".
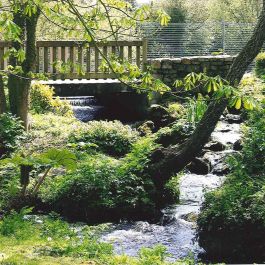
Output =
[{"x1": 148, "y1": 55, "x2": 236, "y2": 87}]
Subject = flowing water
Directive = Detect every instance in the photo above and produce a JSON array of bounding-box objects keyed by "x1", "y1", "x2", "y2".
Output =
[
  {"x1": 100, "y1": 116, "x2": 242, "y2": 260},
  {"x1": 62, "y1": 96, "x2": 105, "y2": 122}
]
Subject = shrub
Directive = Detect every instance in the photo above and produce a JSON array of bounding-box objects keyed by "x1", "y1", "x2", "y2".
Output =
[
  {"x1": 197, "y1": 106, "x2": 265, "y2": 263},
  {"x1": 42, "y1": 137, "x2": 160, "y2": 222},
  {"x1": 0, "y1": 113, "x2": 24, "y2": 156},
  {"x1": 71, "y1": 120, "x2": 139, "y2": 156},
  {"x1": 255, "y1": 52, "x2": 265, "y2": 78},
  {"x1": 30, "y1": 83, "x2": 73, "y2": 116}
]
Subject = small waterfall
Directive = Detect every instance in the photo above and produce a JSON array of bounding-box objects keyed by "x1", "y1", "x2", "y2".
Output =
[{"x1": 61, "y1": 96, "x2": 105, "y2": 122}]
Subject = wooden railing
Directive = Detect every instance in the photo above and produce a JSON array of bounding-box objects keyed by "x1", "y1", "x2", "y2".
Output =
[{"x1": 0, "y1": 39, "x2": 148, "y2": 80}]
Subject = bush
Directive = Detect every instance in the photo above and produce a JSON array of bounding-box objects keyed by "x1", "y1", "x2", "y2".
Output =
[
  {"x1": 71, "y1": 120, "x2": 139, "y2": 157},
  {"x1": 197, "y1": 106, "x2": 265, "y2": 263},
  {"x1": 30, "y1": 83, "x2": 73, "y2": 116},
  {"x1": 255, "y1": 52, "x2": 265, "y2": 78},
  {"x1": 42, "y1": 137, "x2": 161, "y2": 222},
  {"x1": 0, "y1": 113, "x2": 24, "y2": 157}
]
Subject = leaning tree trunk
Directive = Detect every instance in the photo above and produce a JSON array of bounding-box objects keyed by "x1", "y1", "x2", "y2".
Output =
[
  {"x1": 150, "y1": 0, "x2": 265, "y2": 191},
  {"x1": 0, "y1": 76, "x2": 7, "y2": 114},
  {"x1": 8, "y1": 9, "x2": 39, "y2": 130}
]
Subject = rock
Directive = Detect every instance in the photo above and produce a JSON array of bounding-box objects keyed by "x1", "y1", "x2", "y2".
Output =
[
  {"x1": 233, "y1": 139, "x2": 243, "y2": 151},
  {"x1": 225, "y1": 114, "x2": 243, "y2": 124},
  {"x1": 187, "y1": 158, "x2": 211, "y2": 175},
  {"x1": 212, "y1": 163, "x2": 230, "y2": 175},
  {"x1": 137, "y1": 121, "x2": 155, "y2": 136},
  {"x1": 148, "y1": 104, "x2": 175, "y2": 130},
  {"x1": 205, "y1": 141, "x2": 226, "y2": 152}
]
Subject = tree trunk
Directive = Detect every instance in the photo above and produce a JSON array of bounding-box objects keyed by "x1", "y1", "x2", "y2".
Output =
[
  {"x1": 8, "y1": 9, "x2": 39, "y2": 129},
  {"x1": 0, "y1": 76, "x2": 7, "y2": 114},
  {"x1": 150, "y1": 1, "x2": 265, "y2": 191}
]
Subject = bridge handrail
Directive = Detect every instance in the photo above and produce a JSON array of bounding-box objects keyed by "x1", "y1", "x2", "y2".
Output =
[{"x1": 0, "y1": 39, "x2": 148, "y2": 80}]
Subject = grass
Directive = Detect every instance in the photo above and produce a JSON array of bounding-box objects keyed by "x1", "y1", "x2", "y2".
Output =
[{"x1": 0, "y1": 209, "x2": 209, "y2": 265}]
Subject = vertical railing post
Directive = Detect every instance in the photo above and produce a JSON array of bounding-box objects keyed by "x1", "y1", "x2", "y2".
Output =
[
  {"x1": 142, "y1": 38, "x2": 148, "y2": 71},
  {"x1": 0, "y1": 46, "x2": 4, "y2": 71},
  {"x1": 221, "y1": 20, "x2": 226, "y2": 54}
]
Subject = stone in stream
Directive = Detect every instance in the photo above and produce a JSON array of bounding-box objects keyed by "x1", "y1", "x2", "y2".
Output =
[
  {"x1": 148, "y1": 104, "x2": 175, "y2": 130},
  {"x1": 225, "y1": 114, "x2": 243, "y2": 124},
  {"x1": 204, "y1": 141, "x2": 226, "y2": 152},
  {"x1": 233, "y1": 139, "x2": 243, "y2": 151},
  {"x1": 187, "y1": 158, "x2": 211, "y2": 175}
]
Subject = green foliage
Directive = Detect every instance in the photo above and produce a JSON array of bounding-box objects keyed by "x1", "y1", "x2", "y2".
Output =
[
  {"x1": 186, "y1": 95, "x2": 208, "y2": 126},
  {"x1": 197, "y1": 105, "x2": 265, "y2": 261},
  {"x1": 174, "y1": 72, "x2": 259, "y2": 111},
  {"x1": 0, "y1": 207, "x2": 35, "y2": 239},
  {"x1": 255, "y1": 52, "x2": 265, "y2": 78},
  {"x1": 30, "y1": 83, "x2": 73, "y2": 116},
  {"x1": 167, "y1": 103, "x2": 186, "y2": 119},
  {"x1": 42, "y1": 137, "x2": 159, "y2": 220},
  {"x1": 0, "y1": 113, "x2": 24, "y2": 156},
  {"x1": 71, "y1": 120, "x2": 139, "y2": 157},
  {"x1": 0, "y1": 148, "x2": 77, "y2": 197},
  {"x1": 165, "y1": 175, "x2": 180, "y2": 200}
]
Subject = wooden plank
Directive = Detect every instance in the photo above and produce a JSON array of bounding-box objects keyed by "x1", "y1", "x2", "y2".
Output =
[
  {"x1": 61, "y1": 46, "x2": 66, "y2": 63},
  {"x1": 103, "y1": 46, "x2": 108, "y2": 59},
  {"x1": 36, "y1": 47, "x2": 40, "y2": 73},
  {"x1": 119, "y1": 46, "x2": 124, "y2": 62},
  {"x1": 95, "y1": 48, "x2": 99, "y2": 72},
  {"x1": 0, "y1": 47, "x2": 5, "y2": 70},
  {"x1": 78, "y1": 46, "x2": 83, "y2": 66},
  {"x1": 44, "y1": 47, "x2": 49, "y2": 73},
  {"x1": 69, "y1": 46, "x2": 74, "y2": 73},
  {"x1": 142, "y1": 38, "x2": 148, "y2": 70},
  {"x1": 78, "y1": 46, "x2": 83, "y2": 80},
  {"x1": 86, "y1": 47, "x2": 90, "y2": 73},
  {"x1": 36, "y1": 40, "x2": 143, "y2": 48},
  {"x1": 128, "y1": 46, "x2": 132, "y2": 63},
  {"x1": 4, "y1": 47, "x2": 8, "y2": 69},
  {"x1": 111, "y1": 46, "x2": 116, "y2": 56},
  {"x1": 136, "y1": 46, "x2": 141, "y2": 67},
  {"x1": 52, "y1": 47, "x2": 57, "y2": 73}
]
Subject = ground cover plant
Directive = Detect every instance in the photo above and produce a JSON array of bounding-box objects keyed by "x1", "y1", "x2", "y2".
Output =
[
  {"x1": 0, "y1": 208, "x2": 206, "y2": 265},
  {"x1": 197, "y1": 104, "x2": 265, "y2": 263}
]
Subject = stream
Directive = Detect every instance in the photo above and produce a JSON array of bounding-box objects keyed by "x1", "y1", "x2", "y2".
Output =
[
  {"x1": 100, "y1": 115, "x2": 242, "y2": 261},
  {"x1": 65, "y1": 97, "x2": 242, "y2": 260}
]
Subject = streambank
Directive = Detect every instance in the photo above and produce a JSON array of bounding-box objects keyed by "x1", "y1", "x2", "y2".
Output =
[{"x1": 100, "y1": 115, "x2": 242, "y2": 261}]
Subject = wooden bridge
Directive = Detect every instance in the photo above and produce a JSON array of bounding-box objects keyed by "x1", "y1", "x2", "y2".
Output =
[{"x1": 0, "y1": 39, "x2": 148, "y2": 80}]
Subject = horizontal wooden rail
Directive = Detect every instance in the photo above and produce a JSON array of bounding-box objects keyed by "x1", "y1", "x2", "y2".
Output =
[{"x1": 0, "y1": 39, "x2": 148, "y2": 80}]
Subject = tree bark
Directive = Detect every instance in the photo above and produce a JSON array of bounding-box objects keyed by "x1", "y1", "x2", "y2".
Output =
[
  {"x1": 150, "y1": 1, "x2": 265, "y2": 191},
  {"x1": 8, "y1": 8, "x2": 39, "y2": 129},
  {"x1": 0, "y1": 76, "x2": 7, "y2": 114}
]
